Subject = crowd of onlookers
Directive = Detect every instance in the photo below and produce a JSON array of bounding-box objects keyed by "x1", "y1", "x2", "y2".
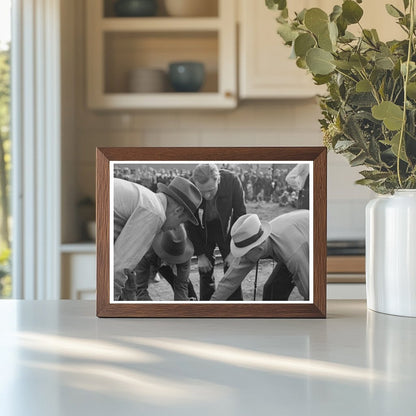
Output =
[
  {"x1": 114, "y1": 164, "x2": 299, "y2": 207},
  {"x1": 232, "y1": 166, "x2": 298, "y2": 207}
]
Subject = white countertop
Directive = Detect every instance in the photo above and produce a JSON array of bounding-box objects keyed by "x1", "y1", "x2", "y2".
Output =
[{"x1": 0, "y1": 300, "x2": 415, "y2": 415}]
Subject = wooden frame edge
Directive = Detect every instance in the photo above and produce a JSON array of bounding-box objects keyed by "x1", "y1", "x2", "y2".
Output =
[{"x1": 96, "y1": 147, "x2": 327, "y2": 318}]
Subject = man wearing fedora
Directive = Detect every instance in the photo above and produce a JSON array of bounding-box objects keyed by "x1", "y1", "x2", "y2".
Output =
[
  {"x1": 186, "y1": 163, "x2": 246, "y2": 301},
  {"x1": 113, "y1": 176, "x2": 202, "y2": 301},
  {"x1": 210, "y1": 211, "x2": 310, "y2": 301},
  {"x1": 120, "y1": 224, "x2": 197, "y2": 301}
]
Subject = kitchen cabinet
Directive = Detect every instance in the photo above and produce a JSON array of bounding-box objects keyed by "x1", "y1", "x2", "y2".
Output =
[
  {"x1": 86, "y1": 0, "x2": 237, "y2": 109},
  {"x1": 326, "y1": 255, "x2": 366, "y2": 300},
  {"x1": 238, "y1": 0, "x2": 404, "y2": 99},
  {"x1": 238, "y1": 0, "x2": 326, "y2": 99},
  {"x1": 61, "y1": 245, "x2": 96, "y2": 300}
]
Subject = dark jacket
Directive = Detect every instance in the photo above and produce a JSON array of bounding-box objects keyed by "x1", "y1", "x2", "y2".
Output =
[{"x1": 186, "y1": 169, "x2": 246, "y2": 256}]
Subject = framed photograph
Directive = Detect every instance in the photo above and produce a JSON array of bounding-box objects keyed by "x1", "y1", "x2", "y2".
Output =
[{"x1": 96, "y1": 147, "x2": 327, "y2": 318}]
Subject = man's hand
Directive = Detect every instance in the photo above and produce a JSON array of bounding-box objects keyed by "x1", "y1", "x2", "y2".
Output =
[
  {"x1": 198, "y1": 254, "x2": 213, "y2": 273},
  {"x1": 224, "y1": 253, "x2": 234, "y2": 269}
]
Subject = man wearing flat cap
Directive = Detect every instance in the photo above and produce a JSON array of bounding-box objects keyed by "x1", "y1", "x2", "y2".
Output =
[
  {"x1": 113, "y1": 176, "x2": 202, "y2": 301},
  {"x1": 210, "y1": 211, "x2": 310, "y2": 301}
]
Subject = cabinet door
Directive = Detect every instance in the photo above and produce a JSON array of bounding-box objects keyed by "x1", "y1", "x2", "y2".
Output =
[
  {"x1": 239, "y1": 0, "x2": 326, "y2": 99},
  {"x1": 62, "y1": 253, "x2": 96, "y2": 300},
  {"x1": 239, "y1": 0, "x2": 404, "y2": 99}
]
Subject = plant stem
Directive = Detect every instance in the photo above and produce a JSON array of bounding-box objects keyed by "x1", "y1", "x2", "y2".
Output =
[
  {"x1": 397, "y1": 0, "x2": 415, "y2": 188},
  {"x1": 334, "y1": 68, "x2": 358, "y2": 84},
  {"x1": 358, "y1": 69, "x2": 381, "y2": 104},
  {"x1": 390, "y1": 79, "x2": 398, "y2": 101}
]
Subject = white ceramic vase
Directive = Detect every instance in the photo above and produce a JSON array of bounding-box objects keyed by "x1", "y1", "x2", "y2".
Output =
[{"x1": 366, "y1": 190, "x2": 416, "y2": 317}]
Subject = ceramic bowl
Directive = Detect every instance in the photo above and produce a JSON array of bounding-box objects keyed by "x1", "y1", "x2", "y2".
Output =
[
  {"x1": 128, "y1": 68, "x2": 167, "y2": 93},
  {"x1": 168, "y1": 62, "x2": 205, "y2": 92},
  {"x1": 114, "y1": 0, "x2": 158, "y2": 17}
]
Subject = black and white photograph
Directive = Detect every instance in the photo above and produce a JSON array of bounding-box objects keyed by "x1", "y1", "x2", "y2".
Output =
[{"x1": 110, "y1": 161, "x2": 313, "y2": 303}]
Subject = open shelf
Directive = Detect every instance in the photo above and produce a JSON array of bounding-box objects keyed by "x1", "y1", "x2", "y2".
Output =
[
  {"x1": 90, "y1": 92, "x2": 234, "y2": 109},
  {"x1": 103, "y1": 0, "x2": 219, "y2": 18},
  {"x1": 101, "y1": 17, "x2": 221, "y2": 31},
  {"x1": 86, "y1": 0, "x2": 236, "y2": 109},
  {"x1": 104, "y1": 31, "x2": 218, "y2": 94}
]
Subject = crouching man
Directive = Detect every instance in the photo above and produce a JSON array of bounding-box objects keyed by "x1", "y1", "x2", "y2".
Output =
[
  {"x1": 121, "y1": 224, "x2": 197, "y2": 301},
  {"x1": 210, "y1": 211, "x2": 310, "y2": 301},
  {"x1": 113, "y1": 176, "x2": 201, "y2": 301}
]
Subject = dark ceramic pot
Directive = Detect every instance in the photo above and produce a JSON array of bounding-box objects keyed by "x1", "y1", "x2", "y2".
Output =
[
  {"x1": 114, "y1": 0, "x2": 157, "y2": 17},
  {"x1": 168, "y1": 62, "x2": 205, "y2": 92}
]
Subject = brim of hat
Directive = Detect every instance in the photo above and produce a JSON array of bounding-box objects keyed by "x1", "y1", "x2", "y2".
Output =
[
  {"x1": 152, "y1": 234, "x2": 195, "y2": 264},
  {"x1": 157, "y1": 182, "x2": 199, "y2": 225},
  {"x1": 230, "y1": 221, "x2": 272, "y2": 258}
]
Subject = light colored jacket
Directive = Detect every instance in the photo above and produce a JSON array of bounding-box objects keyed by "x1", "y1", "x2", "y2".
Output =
[
  {"x1": 113, "y1": 178, "x2": 166, "y2": 300},
  {"x1": 211, "y1": 210, "x2": 310, "y2": 301}
]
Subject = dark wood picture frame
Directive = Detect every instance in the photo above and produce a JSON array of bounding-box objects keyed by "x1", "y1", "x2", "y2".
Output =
[{"x1": 96, "y1": 147, "x2": 327, "y2": 318}]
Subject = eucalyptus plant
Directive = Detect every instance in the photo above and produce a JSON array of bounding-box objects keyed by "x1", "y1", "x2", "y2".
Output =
[{"x1": 266, "y1": 0, "x2": 416, "y2": 193}]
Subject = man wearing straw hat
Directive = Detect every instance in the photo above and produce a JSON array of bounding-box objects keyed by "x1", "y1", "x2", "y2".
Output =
[
  {"x1": 113, "y1": 176, "x2": 202, "y2": 301},
  {"x1": 210, "y1": 211, "x2": 310, "y2": 301},
  {"x1": 120, "y1": 224, "x2": 197, "y2": 301}
]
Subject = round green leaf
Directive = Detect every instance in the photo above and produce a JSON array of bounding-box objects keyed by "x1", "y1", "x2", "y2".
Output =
[
  {"x1": 336, "y1": 15, "x2": 348, "y2": 36},
  {"x1": 266, "y1": 0, "x2": 287, "y2": 11},
  {"x1": 342, "y1": 0, "x2": 363, "y2": 24},
  {"x1": 371, "y1": 29, "x2": 380, "y2": 42},
  {"x1": 356, "y1": 80, "x2": 372, "y2": 92},
  {"x1": 333, "y1": 60, "x2": 352, "y2": 70},
  {"x1": 316, "y1": 22, "x2": 337, "y2": 52},
  {"x1": 328, "y1": 21, "x2": 338, "y2": 43},
  {"x1": 330, "y1": 5, "x2": 342, "y2": 22},
  {"x1": 306, "y1": 48, "x2": 336, "y2": 75},
  {"x1": 296, "y1": 57, "x2": 308, "y2": 69},
  {"x1": 296, "y1": 8, "x2": 307, "y2": 23},
  {"x1": 318, "y1": 27, "x2": 334, "y2": 52},
  {"x1": 294, "y1": 33, "x2": 316, "y2": 58},
  {"x1": 350, "y1": 54, "x2": 368, "y2": 70},
  {"x1": 385, "y1": 4, "x2": 403, "y2": 18},
  {"x1": 362, "y1": 29, "x2": 376, "y2": 46},
  {"x1": 375, "y1": 56, "x2": 395, "y2": 70},
  {"x1": 371, "y1": 101, "x2": 404, "y2": 131},
  {"x1": 401, "y1": 61, "x2": 416, "y2": 76},
  {"x1": 313, "y1": 74, "x2": 332, "y2": 85},
  {"x1": 407, "y1": 82, "x2": 416, "y2": 99},
  {"x1": 277, "y1": 23, "x2": 298, "y2": 43},
  {"x1": 304, "y1": 8, "x2": 328, "y2": 35},
  {"x1": 339, "y1": 31, "x2": 356, "y2": 43},
  {"x1": 389, "y1": 132, "x2": 408, "y2": 162}
]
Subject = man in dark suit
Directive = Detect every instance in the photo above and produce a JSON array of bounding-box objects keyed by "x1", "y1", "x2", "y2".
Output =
[{"x1": 186, "y1": 164, "x2": 246, "y2": 300}]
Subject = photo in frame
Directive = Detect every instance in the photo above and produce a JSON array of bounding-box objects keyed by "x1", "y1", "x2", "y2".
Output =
[{"x1": 96, "y1": 147, "x2": 327, "y2": 317}]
